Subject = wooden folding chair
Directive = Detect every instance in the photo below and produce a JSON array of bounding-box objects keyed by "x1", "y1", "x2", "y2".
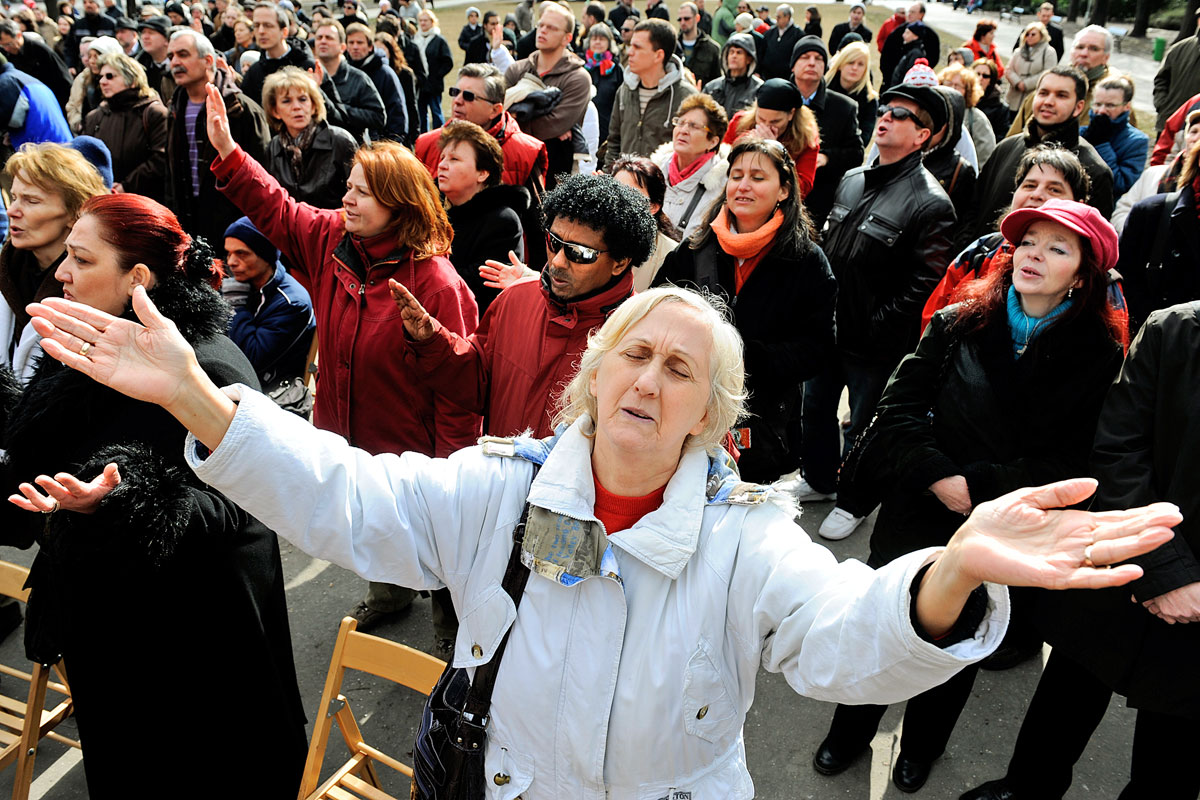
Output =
[
  {"x1": 297, "y1": 616, "x2": 446, "y2": 800},
  {"x1": 0, "y1": 560, "x2": 78, "y2": 800}
]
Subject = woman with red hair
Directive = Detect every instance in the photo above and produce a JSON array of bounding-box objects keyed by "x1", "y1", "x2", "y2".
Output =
[
  {"x1": 813, "y1": 199, "x2": 1128, "y2": 792},
  {"x1": 0, "y1": 193, "x2": 307, "y2": 797},
  {"x1": 204, "y1": 84, "x2": 479, "y2": 648}
]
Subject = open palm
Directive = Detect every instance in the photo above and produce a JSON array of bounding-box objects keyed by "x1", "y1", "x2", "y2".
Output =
[{"x1": 28, "y1": 287, "x2": 201, "y2": 409}]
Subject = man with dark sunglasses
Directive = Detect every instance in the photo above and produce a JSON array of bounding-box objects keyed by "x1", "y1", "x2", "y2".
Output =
[
  {"x1": 390, "y1": 173, "x2": 657, "y2": 442},
  {"x1": 790, "y1": 80, "x2": 956, "y2": 555}
]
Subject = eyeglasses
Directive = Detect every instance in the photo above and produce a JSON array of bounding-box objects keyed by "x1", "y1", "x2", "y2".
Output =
[
  {"x1": 99, "y1": 71, "x2": 118, "y2": 79},
  {"x1": 678, "y1": 15, "x2": 694, "y2": 20},
  {"x1": 448, "y1": 86, "x2": 490, "y2": 103},
  {"x1": 545, "y1": 230, "x2": 607, "y2": 264},
  {"x1": 876, "y1": 104, "x2": 929, "y2": 129},
  {"x1": 672, "y1": 116, "x2": 710, "y2": 133}
]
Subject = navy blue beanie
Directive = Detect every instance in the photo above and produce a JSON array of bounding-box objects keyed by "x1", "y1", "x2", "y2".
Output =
[
  {"x1": 69, "y1": 136, "x2": 113, "y2": 189},
  {"x1": 223, "y1": 217, "x2": 279, "y2": 266}
]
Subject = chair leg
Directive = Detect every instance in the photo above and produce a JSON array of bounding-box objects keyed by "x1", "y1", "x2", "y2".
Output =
[{"x1": 13, "y1": 663, "x2": 52, "y2": 800}]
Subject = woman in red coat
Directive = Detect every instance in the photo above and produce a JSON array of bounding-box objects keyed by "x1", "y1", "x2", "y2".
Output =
[
  {"x1": 205, "y1": 83, "x2": 479, "y2": 645},
  {"x1": 723, "y1": 78, "x2": 819, "y2": 197},
  {"x1": 963, "y1": 19, "x2": 1005, "y2": 78}
]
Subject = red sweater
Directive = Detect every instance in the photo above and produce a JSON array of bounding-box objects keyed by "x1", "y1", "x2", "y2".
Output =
[
  {"x1": 212, "y1": 146, "x2": 481, "y2": 458},
  {"x1": 406, "y1": 271, "x2": 634, "y2": 438}
]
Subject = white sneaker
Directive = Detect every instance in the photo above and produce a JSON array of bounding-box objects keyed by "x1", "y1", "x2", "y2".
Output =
[
  {"x1": 774, "y1": 476, "x2": 836, "y2": 503},
  {"x1": 819, "y1": 507, "x2": 865, "y2": 541}
]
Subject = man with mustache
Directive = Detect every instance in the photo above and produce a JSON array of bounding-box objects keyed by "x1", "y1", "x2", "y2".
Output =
[{"x1": 164, "y1": 29, "x2": 270, "y2": 249}]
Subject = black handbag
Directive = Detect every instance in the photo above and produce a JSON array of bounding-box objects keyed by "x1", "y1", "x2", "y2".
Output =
[{"x1": 411, "y1": 488, "x2": 537, "y2": 799}]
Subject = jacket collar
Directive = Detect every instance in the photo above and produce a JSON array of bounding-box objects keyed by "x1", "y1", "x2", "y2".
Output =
[
  {"x1": 621, "y1": 54, "x2": 685, "y2": 93},
  {"x1": 519, "y1": 416, "x2": 767, "y2": 580},
  {"x1": 540, "y1": 267, "x2": 634, "y2": 325},
  {"x1": 1024, "y1": 112, "x2": 1081, "y2": 149},
  {"x1": 865, "y1": 148, "x2": 924, "y2": 182}
]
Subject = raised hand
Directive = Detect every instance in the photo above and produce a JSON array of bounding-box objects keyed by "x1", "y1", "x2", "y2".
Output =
[
  {"x1": 9, "y1": 463, "x2": 122, "y2": 515},
  {"x1": 205, "y1": 83, "x2": 237, "y2": 160},
  {"x1": 490, "y1": 20, "x2": 504, "y2": 49},
  {"x1": 479, "y1": 251, "x2": 533, "y2": 291},
  {"x1": 310, "y1": 59, "x2": 325, "y2": 87},
  {"x1": 28, "y1": 287, "x2": 201, "y2": 409},
  {"x1": 388, "y1": 279, "x2": 436, "y2": 341},
  {"x1": 944, "y1": 478, "x2": 1180, "y2": 591}
]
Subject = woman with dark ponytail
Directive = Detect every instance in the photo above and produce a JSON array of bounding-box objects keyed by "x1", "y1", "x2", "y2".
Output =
[{"x1": 0, "y1": 194, "x2": 308, "y2": 798}]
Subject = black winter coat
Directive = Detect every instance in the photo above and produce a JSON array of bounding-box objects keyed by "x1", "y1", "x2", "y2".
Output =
[
  {"x1": 654, "y1": 229, "x2": 837, "y2": 482},
  {"x1": 829, "y1": 21, "x2": 872, "y2": 52},
  {"x1": 966, "y1": 118, "x2": 1114, "y2": 246},
  {"x1": 889, "y1": 38, "x2": 926, "y2": 88},
  {"x1": 415, "y1": 33, "x2": 453, "y2": 97},
  {"x1": 587, "y1": 58, "x2": 623, "y2": 142},
  {"x1": 320, "y1": 57, "x2": 386, "y2": 143},
  {"x1": 864, "y1": 303, "x2": 1123, "y2": 564},
  {"x1": 266, "y1": 120, "x2": 358, "y2": 209},
  {"x1": 9, "y1": 38, "x2": 72, "y2": 107},
  {"x1": 446, "y1": 183, "x2": 529, "y2": 314},
  {"x1": 349, "y1": 49, "x2": 409, "y2": 142},
  {"x1": 240, "y1": 37, "x2": 317, "y2": 107},
  {"x1": 83, "y1": 89, "x2": 168, "y2": 202},
  {"x1": 166, "y1": 69, "x2": 271, "y2": 250},
  {"x1": 0, "y1": 272, "x2": 307, "y2": 796},
  {"x1": 807, "y1": 78, "x2": 863, "y2": 229},
  {"x1": 759, "y1": 24, "x2": 802, "y2": 80},
  {"x1": 1039, "y1": 303, "x2": 1200, "y2": 718},
  {"x1": 822, "y1": 149, "x2": 956, "y2": 366},
  {"x1": 880, "y1": 23, "x2": 939, "y2": 90},
  {"x1": 1115, "y1": 186, "x2": 1200, "y2": 331},
  {"x1": 826, "y1": 74, "x2": 876, "y2": 147}
]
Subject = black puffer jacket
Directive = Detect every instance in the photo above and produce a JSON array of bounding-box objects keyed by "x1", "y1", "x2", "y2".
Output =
[
  {"x1": 865, "y1": 303, "x2": 1123, "y2": 564},
  {"x1": 1115, "y1": 186, "x2": 1200, "y2": 330},
  {"x1": 822, "y1": 149, "x2": 956, "y2": 365},
  {"x1": 1039, "y1": 303, "x2": 1200, "y2": 718},
  {"x1": 349, "y1": 48, "x2": 410, "y2": 142},
  {"x1": 240, "y1": 36, "x2": 317, "y2": 106},
  {"x1": 83, "y1": 88, "x2": 169, "y2": 201},
  {"x1": 319, "y1": 57, "x2": 385, "y2": 143},
  {"x1": 446, "y1": 183, "x2": 529, "y2": 314},
  {"x1": 654, "y1": 226, "x2": 837, "y2": 482},
  {"x1": 0, "y1": 271, "x2": 307, "y2": 797},
  {"x1": 265, "y1": 119, "x2": 358, "y2": 209}
]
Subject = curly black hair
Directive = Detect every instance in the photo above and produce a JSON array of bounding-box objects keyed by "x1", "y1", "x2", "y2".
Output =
[{"x1": 541, "y1": 173, "x2": 658, "y2": 268}]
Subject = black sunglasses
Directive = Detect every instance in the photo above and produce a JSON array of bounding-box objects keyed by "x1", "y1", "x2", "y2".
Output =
[
  {"x1": 545, "y1": 231, "x2": 606, "y2": 264},
  {"x1": 448, "y1": 86, "x2": 490, "y2": 102},
  {"x1": 876, "y1": 104, "x2": 929, "y2": 129},
  {"x1": 99, "y1": 71, "x2": 118, "y2": 80}
]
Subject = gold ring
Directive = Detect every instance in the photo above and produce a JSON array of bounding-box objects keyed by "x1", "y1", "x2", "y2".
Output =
[
  {"x1": 79, "y1": 342, "x2": 91, "y2": 357},
  {"x1": 41, "y1": 499, "x2": 59, "y2": 515}
]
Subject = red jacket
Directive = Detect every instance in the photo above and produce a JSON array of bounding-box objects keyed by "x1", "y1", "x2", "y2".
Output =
[
  {"x1": 416, "y1": 111, "x2": 549, "y2": 189},
  {"x1": 213, "y1": 146, "x2": 481, "y2": 457},
  {"x1": 406, "y1": 270, "x2": 634, "y2": 438},
  {"x1": 1151, "y1": 91, "x2": 1200, "y2": 165},
  {"x1": 964, "y1": 39, "x2": 1004, "y2": 78},
  {"x1": 877, "y1": 13, "x2": 906, "y2": 53},
  {"x1": 723, "y1": 110, "x2": 818, "y2": 197}
]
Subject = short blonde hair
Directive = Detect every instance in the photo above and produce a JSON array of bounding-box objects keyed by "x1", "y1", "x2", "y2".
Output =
[
  {"x1": 5, "y1": 143, "x2": 108, "y2": 219},
  {"x1": 98, "y1": 52, "x2": 152, "y2": 97},
  {"x1": 262, "y1": 66, "x2": 327, "y2": 131},
  {"x1": 555, "y1": 287, "x2": 747, "y2": 451},
  {"x1": 538, "y1": 1, "x2": 575, "y2": 34},
  {"x1": 417, "y1": 8, "x2": 438, "y2": 26}
]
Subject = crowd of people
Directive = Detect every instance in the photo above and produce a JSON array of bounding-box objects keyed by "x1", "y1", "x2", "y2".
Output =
[{"x1": 0, "y1": 0, "x2": 1198, "y2": 796}]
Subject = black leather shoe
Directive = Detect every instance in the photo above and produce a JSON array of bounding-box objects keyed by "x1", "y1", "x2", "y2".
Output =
[
  {"x1": 959, "y1": 779, "x2": 1018, "y2": 800},
  {"x1": 812, "y1": 740, "x2": 865, "y2": 776},
  {"x1": 892, "y1": 755, "x2": 932, "y2": 793}
]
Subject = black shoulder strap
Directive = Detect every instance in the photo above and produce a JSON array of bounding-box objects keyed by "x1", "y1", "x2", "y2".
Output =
[
  {"x1": 461, "y1": 466, "x2": 539, "y2": 721},
  {"x1": 677, "y1": 182, "x2": 709, "y2": 232}
]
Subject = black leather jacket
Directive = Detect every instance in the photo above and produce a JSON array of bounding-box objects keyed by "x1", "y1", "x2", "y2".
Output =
[{"x1": 822, "y1": 149, "x2": 956, "y2": 365}]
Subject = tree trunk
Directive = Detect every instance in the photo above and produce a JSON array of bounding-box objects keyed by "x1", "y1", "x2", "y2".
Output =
[
  {"x1": 1130, "y1": 0, "x2": 1150, "y2": 37},
  {"x1": 1066, "y1": 0, "x2": 1082, "y2": 22},
  {"x1": 1088, "y1": 0, "x2": 1110, "y2": 26},
  {"x1": 1177, "y1": 0, "x2": 1199, "y2": 42}
]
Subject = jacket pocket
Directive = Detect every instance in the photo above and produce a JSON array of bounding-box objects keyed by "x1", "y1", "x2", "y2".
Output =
[
  {"x1": 682, "y1": 637, "x2": 739, "y2": 744},
  {"x1": 856, "y1": 212, "x2": 904, "y2": 248},
  {"x1": 824, "y1": 202, "x2": 851, "y2": 234},
  {"x1": 484, "y1": 742, "x2": 534, "y2": 799}
]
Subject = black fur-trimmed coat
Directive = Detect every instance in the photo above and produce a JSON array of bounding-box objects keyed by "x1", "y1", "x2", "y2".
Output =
[{"x1": 0, "y1": 273, "x2": 307, "y2": 798}]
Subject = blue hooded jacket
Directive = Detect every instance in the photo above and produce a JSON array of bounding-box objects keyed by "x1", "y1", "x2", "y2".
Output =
[{"x1": 0, "y1": 62, "x2": 70, "y2": 148}]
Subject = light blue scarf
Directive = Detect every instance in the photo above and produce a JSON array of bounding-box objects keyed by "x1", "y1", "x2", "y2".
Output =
[{"x1": 1006, "y1": 285, "x2": 1073, "y2": 359}]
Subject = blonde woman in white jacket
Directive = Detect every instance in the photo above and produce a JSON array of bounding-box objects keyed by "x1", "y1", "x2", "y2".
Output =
[
  {"x1": 1004, "y1": 21, "x2": 1056, "y2": 111},
  {"x1": 23, "y1": 284, "x2": 1181, "y2": 800},
  {"x1": 652, "y1": 93, "x2": 731, "y2": 241}
]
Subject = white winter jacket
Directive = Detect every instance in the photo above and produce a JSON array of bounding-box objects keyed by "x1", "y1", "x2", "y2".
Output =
[
  {"x1": 0, "y1": 302, "x2": 42, "y2": 381},
  {"x1": 188, "y1": 387, "x2": 1009, "y2": 799},
  {"x1": 651, "y1": 141, "x2": 730, "y2": 241}
]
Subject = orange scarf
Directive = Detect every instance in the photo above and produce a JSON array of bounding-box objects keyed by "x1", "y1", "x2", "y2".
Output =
[{"x1": 712, "y1": 208, "x2": 783, "y2": 293}]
